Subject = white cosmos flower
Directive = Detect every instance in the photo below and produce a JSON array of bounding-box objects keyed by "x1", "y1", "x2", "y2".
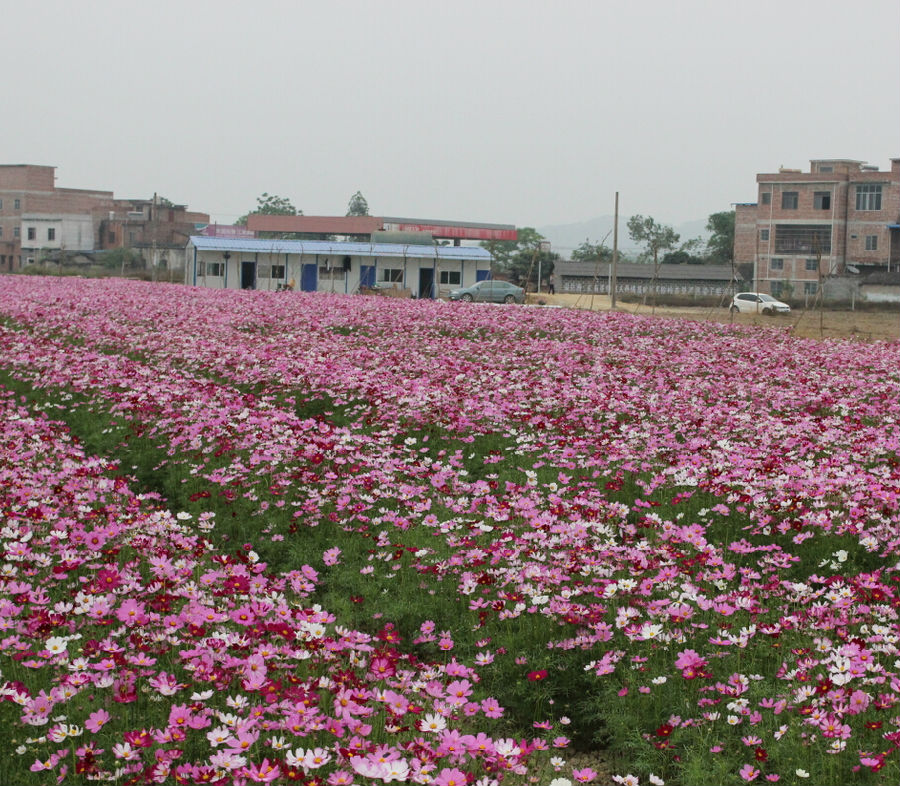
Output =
[{"x1": 44, "y1": 637, "x2": 68, "y2": 655}]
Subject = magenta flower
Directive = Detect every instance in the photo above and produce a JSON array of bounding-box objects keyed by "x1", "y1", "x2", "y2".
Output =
[
  {"x1": 84, "y1": 709, "x2": 110, "y2": 734},
  {"x1": 433, "y1": 767, "x2": 469, "y2": 786}
]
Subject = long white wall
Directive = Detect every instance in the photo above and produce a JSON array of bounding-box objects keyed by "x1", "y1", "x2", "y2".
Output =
[{"x1": 187, "y1": 247, "x2": 491, "y2": 297}]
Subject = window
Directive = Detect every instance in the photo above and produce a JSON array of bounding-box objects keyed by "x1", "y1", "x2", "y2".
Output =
[
  {"x1": 805, "y1": 258, "x2": 819, "y2": 271},
  {"x1": 319, "y1": 265, "x2": 343, "y2": 280},
  {"x1": 865, "y1": 235, "x2": 878, "y2": 251},
  {"x1": 271, "y1": 265, "x2": 285, "y2": 279},
  {"x1": 0, "y1": 199, "x2": 3, "y2": 209},
  {"x1": 855, "y1": 184, "x2": 882, "y2": 211},
  {"x1": 813, "y1": 192, "x2": 831, "y2": 210},
  {"x1": 819, "y1": 165, "x2": 833, "y2": 173},
  {"x1": 0, "y1": 227, "x2": 3, "y2": 238},
  {"x1": 48, "y1": 228, "x2": 56, "y2": 241},
  {"x1": 26, "y1": 227, "x2": 36, "y2": 241},
  {"x1": 761, "y1": 192, "x2": 771, "y2": 205},
  {"x1": 770, "y1": 281, "x2": 783, "y2": 297},
  {"x1": 381, "y1": 268, "x2": 403, "y2": 282},
  {"x1": 14, "y1": 199, "x2": 20, "y2": 210},
  {"x1": 760, "y1": 229, "x2": 770, "y2": 241},
  {"x1": 781, "y1": 192, "x2": 798, "y2": 209},
  {"x1": 439, "y1": 270, "x2": 461, "y2": 285},
  {"x1": 770, "y1": 258, "x2": 784, "y2": 270},
  {"x1": 14, "y1": 226, "x2": 20, "y2": 238},
  {"x1": 804, "y1": 282, "x2": 818, "y2": 295},
  {"x1": 204, "y1": 262, "x2": 224, "y2": 276},
  {"x1": 774, "y1": 224, "x2": 831, "y2": 254}
]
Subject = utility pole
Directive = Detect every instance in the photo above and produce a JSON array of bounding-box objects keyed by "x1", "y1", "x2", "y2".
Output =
[{"x1": 610, "y1": 192, "x2": 619, "y2": 309}]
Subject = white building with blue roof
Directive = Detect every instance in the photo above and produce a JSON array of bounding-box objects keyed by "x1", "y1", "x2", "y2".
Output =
[{"x1": 185, "y1": 236, "x2": 493, "y2": 299}]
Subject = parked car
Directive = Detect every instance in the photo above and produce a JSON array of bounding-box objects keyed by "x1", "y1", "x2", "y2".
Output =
[
  {"x1": 730, "y1": 292, "x2": 791, "y2": 315},
  {"x1": 448, "y1": 280, "x2": 525, "y2": 304}
]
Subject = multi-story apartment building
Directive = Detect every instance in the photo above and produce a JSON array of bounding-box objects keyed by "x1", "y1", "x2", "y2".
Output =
[
  {"x1": 734, "y1": 158, "x2": 900, "y2": 298},
  {"x1": 0, "y1": 165, "x2": 116, "y2": 271},
  {"x1": 0, "y1": 164, "x2": 208, "y2": 272}
]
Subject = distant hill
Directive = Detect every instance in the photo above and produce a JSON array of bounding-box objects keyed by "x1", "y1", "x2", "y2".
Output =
[{"x1": 537, "y1": 216, "x2": 709, "y2": 259}]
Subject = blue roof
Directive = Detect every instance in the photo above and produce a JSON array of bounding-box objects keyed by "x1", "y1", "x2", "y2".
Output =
[{"x1": 188, "y1": 236, "x2": 491, "y2": 261}]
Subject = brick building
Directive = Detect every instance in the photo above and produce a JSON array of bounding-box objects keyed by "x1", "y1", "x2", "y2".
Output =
[
  {"x1": 0, "y1": 164, "x2": 208, "y2": 272},
  {"x1": 96, "y1": 197, "x2": 209, "y2": 272},
  {"x1": 733, "y1": 158, "x2": 900, "y2": 297},
  {"x1": 0, "y1": 165, "x2": 116, "y2": 271}
]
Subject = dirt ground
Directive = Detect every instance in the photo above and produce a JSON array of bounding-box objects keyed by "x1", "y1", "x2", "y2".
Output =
[{"x1": 527, "y1": 293, "x2": 900, "y2": 342}]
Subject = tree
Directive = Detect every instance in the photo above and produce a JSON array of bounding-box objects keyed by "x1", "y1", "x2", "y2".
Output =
[
  {"x1": 346, "y1": 191, "x2": 369, "y2": 216},
  {"x1": 235, "y1": 193, "x2": 301, "y2": 226},
  {"x1": 627, "y1": 215, "x2": 680, "y2": 310},
  {"x1": 705, "y1": 210, "x2": 735, "y2": 265},
  {"x1": 570, "y1": 238, "x2": 613, "y2": 263},
  {"x1": 481, "y1": 227, "x2": 545, "y2": 278},
  {"x1": 662, "y1": 237, "x2": 705, "y2": 265},
  {"x1": 507, "y1": 247, "x2": 560, "y2": 290},
  {"x1": 627, "y1": 215, "x2": 680, "y2": 264}
]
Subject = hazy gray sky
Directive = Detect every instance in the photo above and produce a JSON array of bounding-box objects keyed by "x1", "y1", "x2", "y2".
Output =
[{"x1": 4, "y1": 1, "x2": 898, "y2": 230}]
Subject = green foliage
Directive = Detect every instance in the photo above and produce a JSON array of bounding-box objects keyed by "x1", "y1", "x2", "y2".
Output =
[
  {"x1": 481, "y1": 227, "x2": 560, "y2": 288},
  {"x1": 705, "y1": 210, "x2": 736, "y2": 265},
  {"x1": 235, "y1": 192, "x2": 301, "y2": 226},
  {"x1": 346, "y1": 190, "x2": 370, "y2": 216},
  {"x1": 481, "y1": 227, "x2": 545, "y2": 278},
  {"x1": 571, "y1": 238, "x2": 613, "y2": 263},
  {"x1": 99, "y1": 247, "x2": 144, "y2": 271},
  {"x1": 627, "y1": 215, "x2": 680, "y2": 265}
]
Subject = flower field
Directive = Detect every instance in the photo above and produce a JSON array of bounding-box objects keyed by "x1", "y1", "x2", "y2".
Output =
[{"x1": 1, "y1": 277, "x2": 900, "y2": 785}]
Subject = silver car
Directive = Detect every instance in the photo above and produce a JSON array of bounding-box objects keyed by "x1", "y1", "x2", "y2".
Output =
[
  {"x1": 449, "y1": 280, "x2": 525, "y2": 304},
  {"x1": 730, "y1": 292, "x2": 791, "y2": 315}
]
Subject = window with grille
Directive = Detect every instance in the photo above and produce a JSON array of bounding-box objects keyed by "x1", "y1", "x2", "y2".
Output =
[
  {"x1": 774, "y1": 225, "x2": 831, "y2": 254},
  {"x1": 855, "y1": 185, "x2": 883, "y2": 211}
]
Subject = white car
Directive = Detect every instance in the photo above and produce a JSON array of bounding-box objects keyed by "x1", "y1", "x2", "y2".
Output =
[{"x1": 730, "y1": 292, "x2": 791, "y2": 315}]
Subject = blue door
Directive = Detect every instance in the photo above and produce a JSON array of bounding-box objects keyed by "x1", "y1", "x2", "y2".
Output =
[
  {"x1": 301, "y1": 264, "x2": 317, "y2": 292},
  {"x1": 360, "y1": 265, "x2": 375, "y2": 288},
  {"x1": 476, "y1": 269, "x2": 492, "y2": 282}
]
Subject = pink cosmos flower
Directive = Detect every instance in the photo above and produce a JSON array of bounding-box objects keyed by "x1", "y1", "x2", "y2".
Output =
[
  {"x1": 739, "y1": 764, "x2": 760, "y2": 782},
  {"x1": 573, "y1": 767, "x2": 597, "y2": 783},
  {"x1": 115, "y1": 598, "x2": 147, "y2": 626},
  {"x1": 323, "y1": 547, "x2": 341, "y2": 566},
  {"x1": 434, "y1": 767, "x2": 468, "y2": 786},
  {"x1": 85, "y1": 709, "x2": 111, "y2": 733},
  {"x1": 242, "y1": 758, "x2": 280, "y2": 782}
]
